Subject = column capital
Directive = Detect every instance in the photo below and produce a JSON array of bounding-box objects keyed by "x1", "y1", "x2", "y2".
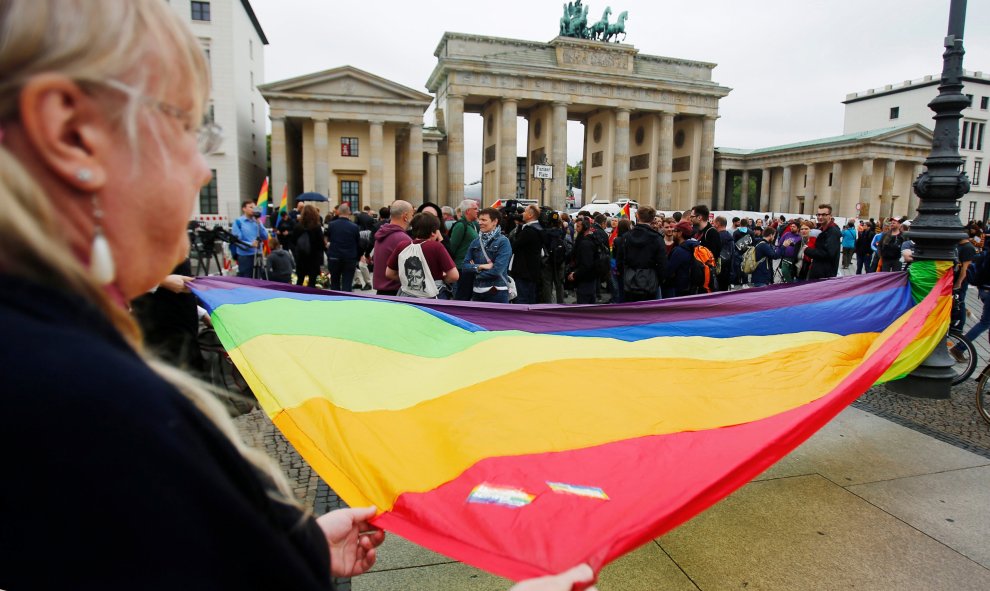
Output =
[
  {"x1": 501, "y1": 97, "x2": 518, "y2": 104},
  {"x1": 614, "y1": 107, "x2": 631, "y2": 114},
  {"x1": 270, "y1": 115, "x2": 286, "y2": 123},
  {"x1": 310, "y1": 116, "x2": 330, "y2": 123},
  {"x1": 552, "y1": 100, "x2": 570, "y2": 108}
]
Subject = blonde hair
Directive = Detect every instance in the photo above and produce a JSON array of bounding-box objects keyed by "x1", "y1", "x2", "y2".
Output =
[{"x1": 0, "y1": 0, "x2": 297, "y2": 505}]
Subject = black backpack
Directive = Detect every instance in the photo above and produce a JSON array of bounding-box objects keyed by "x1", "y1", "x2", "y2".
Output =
[
  {"x1": 543, "y1": 228, "x2": 567, "y2": 267},
  {"x1": 967, "y1": 250, "x2": 990, "y2": 288},
  {"x1": 879, "y1": 233, "x2": 904, "y2": 261},
  {"x1": 592, "y1": 231, "x2": 611, "y2": 280}
]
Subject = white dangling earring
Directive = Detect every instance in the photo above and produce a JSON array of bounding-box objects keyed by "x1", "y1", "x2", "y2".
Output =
[{"x1": 89, "y1": 192, "x2": 116, "y2": 285}]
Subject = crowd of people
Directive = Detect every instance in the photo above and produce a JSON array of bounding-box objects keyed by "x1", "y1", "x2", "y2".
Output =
[{"x1": 238, "y1": 197, "x2": 990, "y2": 308}]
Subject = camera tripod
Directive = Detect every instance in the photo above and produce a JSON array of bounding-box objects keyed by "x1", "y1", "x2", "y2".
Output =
[{"x1": 251, "y1": 247, "x2": 268, "y2": 280}]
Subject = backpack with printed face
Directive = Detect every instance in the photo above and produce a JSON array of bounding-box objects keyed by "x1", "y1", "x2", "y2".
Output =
[
  {"x1": 683, "y1": 242, "x2": 717, "y2": 294},
  {"x1": 741, "y1": 244, "x2": 763, "y2": 275}
]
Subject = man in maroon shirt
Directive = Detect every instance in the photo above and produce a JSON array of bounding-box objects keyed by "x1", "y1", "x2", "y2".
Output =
[{"x1": 372, "y1": 200, "x2": 413, "y2": 296}]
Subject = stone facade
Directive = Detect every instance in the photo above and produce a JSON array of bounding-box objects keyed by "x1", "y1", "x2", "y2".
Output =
[
  {"x1": 844, "y1": 71, "x2": 990, "y2": 222},
  {"x1": 260, "y1": 67, "x2": 433, "y2": 212},
  {"x1": 715, "y1": 125, "x2": 933, "y2": 220},
  {"x1": 427, "y1": 33, "x2": 730, "y2": 211}
]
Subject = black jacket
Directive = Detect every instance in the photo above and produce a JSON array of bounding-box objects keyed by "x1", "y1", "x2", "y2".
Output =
[
  {"x1": 510, "y1": 221, "x2": 544, "y2": 282},
  {"x1": 0, "y1": 275, "x2": 334, "y2": 590},
  {"x1": 806, "y1": 223, "x2": 842, "y2": 279},
  {"x1": 696, "y1": 223, "x2": 722, "y2": 259},
  {"x1": 616, "y1": 224, "x2": 666, "y2": 279},
  {"x1": 571, "y1": 233, "x2": 597, "y2": 283}
]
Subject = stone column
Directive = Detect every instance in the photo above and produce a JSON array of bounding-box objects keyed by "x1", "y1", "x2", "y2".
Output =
[
  {"x1": 908, "y1": 163, "x2": 923, "y2": 217},
  {"x1": 881, "y1": 159, "x2": 896, "y2": 219},
  {"x1": 714, "y1": 167, "x2": 726, "y2": 210},
  {"x1": 270, "y1": 117, "x2": 288, "y2": 206},
  {"x1": 427, "y1": 152, "x2": 438, "y2": 203},
  {"x1": 369, "y1": 120, "x2": 384, "y2": 210},
  {"x1": 613, "y1": 108, "x2": 630, "y2": 199},
  {"x1": 550, "y1": 101, "x2": 568, "y2": 210},
  {"x1": 859, "y1": 158, "x2": 874, "y2": 217},
  {"x1": 740, "y1": 169, "x2": 750, "y2": 210},
  {"x1": 759, "y1": 168, "x2": 771, "y2": 212},
  {"x1": 445, "y1": 95, "x2": 465, "y2": 206},
  {"x1": 313, "y1": 118, "x2": 329, "y2": 198},
  {"x1": 805, "y1": 164, "x2": 816, "y2": 213},
  {"x1": 658, "y1": 111, "x2": 674, "y2": 210},
  {"x1": 830, "y1": 161, "x2": 843, "y2": 215},
  {"x1": 646, "y1": 113, "x2": 661, "y2": 209},
  {"x1": 780, "y1": 166, "x2": 792, "y2": 213},
  {"x1": 499, "y1": 98, "x2": 518, "y2": 200},
  {"x1": 405, "y1": 124, "x2": 423, "y2": 201},
  {"x1": 698, "y1": 115, "x2": 717, "y2": 206}
]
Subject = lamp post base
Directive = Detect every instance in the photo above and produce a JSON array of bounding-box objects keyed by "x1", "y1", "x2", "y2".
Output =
[{"x1": 885, "y1": 345, "x2": 954, "y2": 399}]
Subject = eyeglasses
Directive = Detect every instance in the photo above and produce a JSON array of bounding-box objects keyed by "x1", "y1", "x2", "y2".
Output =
[
  {"x1": 815, "y1": 213, "x2": 831, "y2": 217},
  {"x1": 100, "y1": 79, "x2": 223, "y2": 154}
]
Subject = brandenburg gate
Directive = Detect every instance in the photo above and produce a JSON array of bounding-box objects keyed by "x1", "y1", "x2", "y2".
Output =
[{"x1": 428, "y1": 32, "x2": 731, "y2": 210}]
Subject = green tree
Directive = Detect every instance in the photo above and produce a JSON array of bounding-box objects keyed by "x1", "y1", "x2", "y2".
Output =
[{"x1": 567, "y1": 161, "x2": 583, "y2": 188}]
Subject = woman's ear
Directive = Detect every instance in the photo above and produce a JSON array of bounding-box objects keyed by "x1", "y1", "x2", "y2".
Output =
[{"x1": 18, "y1": 74, "x2": 110, "y2": 193}]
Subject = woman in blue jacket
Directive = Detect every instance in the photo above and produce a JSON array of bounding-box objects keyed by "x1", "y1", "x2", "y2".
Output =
[{"x1": 462, "y1": 208, "x2": 513, "y2": 303}]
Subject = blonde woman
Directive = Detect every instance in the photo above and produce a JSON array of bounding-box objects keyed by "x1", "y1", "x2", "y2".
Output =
[{"x1": 0, "y1": 2, "x2": 594, "y2": 590}]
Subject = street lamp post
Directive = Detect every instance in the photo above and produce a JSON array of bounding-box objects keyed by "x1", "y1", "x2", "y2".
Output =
[{"x1": 887, "y1": 0, "x2": 971, "y2": 399}]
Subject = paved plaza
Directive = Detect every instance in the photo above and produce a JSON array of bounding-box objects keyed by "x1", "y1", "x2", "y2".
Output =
[{"x1": 233, "y1": 273, "x2": 990, "y2": 590}]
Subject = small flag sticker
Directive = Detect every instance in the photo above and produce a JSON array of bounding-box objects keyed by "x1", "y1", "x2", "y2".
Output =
[
  {"x1": 546, "y1": 482, "x2": 609, "y2": 500},
  {"x1": 468, "y1": 483, "x2": 535, "y2": 508}
]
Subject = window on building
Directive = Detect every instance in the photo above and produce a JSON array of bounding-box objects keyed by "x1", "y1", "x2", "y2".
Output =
[
  {"x1": 982, "y1": 96, "x2": 989, "y2": 110},
  {"x1": 959, "y1": 121, "x2": 987, "y2": 150},
  {"x1": 963, "y1": 121, "x2": 985, "y2": 151},
  {"x1": 206, "y1": 104, "x2": 215, "y2": 123},
  {"x1": 250, "y1": 71, "x2": 254, "y2": 90},
  {"x1": 889, "y1": 106, "x2": 899, "y2": 120},
  {"x1": 803, "y1": 174, "x2": 807, "y2": 188},
  {"x1": 251, "y1": 102, "x2": 255, "y2": 123},
  {"x1": 828, "y1": 173, "x2": 833, "y2": 186},
  {"x1": 969, "y1": 201, "x2": 977, "y2": 221},
  {"x1": 984, "y1": 203, "x2": 990, "y2": 225},
  {"x1": 340, "y1": 180, "x2": 360, "y2": 211},
  {"x1": 249, "y1": 39, "x2": 254, "y2": 60},
  {"x1": 966, "y1": 94, "x2": 974, "y2": 107},
  {"x1": 191, "y1": 1, "x2": 210, "y2": 21},
  {"x1": 975, "y1": 159, "x2": 983, "y2": 187},
  {"x1": 199, "y1": 170, "x2": 218, "y2": 214},
  {"x1": 341, "y1": 137, "x2": 359, "y2": 157}
]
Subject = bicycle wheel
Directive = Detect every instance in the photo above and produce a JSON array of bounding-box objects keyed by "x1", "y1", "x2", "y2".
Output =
[
  {"x1": 976, "y1": 366, "x2": 990, "y2": 426},
  {"x1": 946, "y1": 330, "x2": 977, "y2": 386}
]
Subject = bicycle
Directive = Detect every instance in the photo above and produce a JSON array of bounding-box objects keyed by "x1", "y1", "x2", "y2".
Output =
[
  {"x1": 947, "y1": 329, "x2": 977, "y2": 386},
  {"x1": 974, "y1": 357, "x2": 990, "y2": 426}
]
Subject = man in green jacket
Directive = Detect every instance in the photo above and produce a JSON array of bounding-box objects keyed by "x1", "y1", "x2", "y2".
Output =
[{"x1": 450, "y1": 199, "x2": 480, "y2": 300}]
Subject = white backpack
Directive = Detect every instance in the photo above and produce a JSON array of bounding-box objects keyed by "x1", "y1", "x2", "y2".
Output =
[{"x1": 396, "y1": 242, "x2": 440, "y2": 298}]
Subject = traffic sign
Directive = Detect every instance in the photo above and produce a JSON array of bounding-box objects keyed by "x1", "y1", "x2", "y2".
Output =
[{"x1": 534, "y1": 165, "x2": 553, "y2": 179}]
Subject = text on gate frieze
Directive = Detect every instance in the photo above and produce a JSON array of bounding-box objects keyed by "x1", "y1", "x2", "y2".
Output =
[{"x1": 561, "y1": 48, "x2": 628, "y2": 70}]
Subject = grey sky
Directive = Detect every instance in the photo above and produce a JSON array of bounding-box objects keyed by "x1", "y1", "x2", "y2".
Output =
[{"x1": 251, "y1": 0, "x2": 990, "y2": 183}]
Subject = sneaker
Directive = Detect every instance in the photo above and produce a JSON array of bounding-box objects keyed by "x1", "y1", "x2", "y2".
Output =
[{"x1": 948, "y1": 347, "x2": 967, "y2": 363}]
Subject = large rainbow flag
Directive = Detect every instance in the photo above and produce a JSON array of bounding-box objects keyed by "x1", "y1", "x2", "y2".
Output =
[{"x1": 190, "y1": 262, "x2": 952, "y2": 581}]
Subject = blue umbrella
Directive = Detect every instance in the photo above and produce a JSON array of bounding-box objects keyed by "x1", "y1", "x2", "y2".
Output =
[{"x1": 296, "y1": 192, "x2": 328, "y2": 202}]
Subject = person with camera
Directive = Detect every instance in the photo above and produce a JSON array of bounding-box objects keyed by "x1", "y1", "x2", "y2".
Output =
[
  {"x1": 231, "y1": 200, "x2": 268, "y2": 278},
  {"x1": 510, "y1": 205, "x2": 543, "y2": 304}
]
